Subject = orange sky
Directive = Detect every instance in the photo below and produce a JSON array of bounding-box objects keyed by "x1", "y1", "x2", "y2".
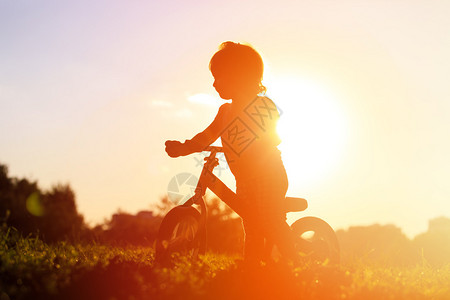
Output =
[{"x1": 1, "y1": 1, "x2": 449, "y2": 237}]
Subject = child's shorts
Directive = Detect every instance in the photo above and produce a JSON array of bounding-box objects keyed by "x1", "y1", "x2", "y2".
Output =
[{"x1": 236, "y1": 163, "x2": 288, "y2": 225}]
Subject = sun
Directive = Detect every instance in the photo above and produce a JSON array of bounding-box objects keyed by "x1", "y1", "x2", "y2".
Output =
[{"x1": 265, "y1": 75, "x2": 348, "y2": 190}]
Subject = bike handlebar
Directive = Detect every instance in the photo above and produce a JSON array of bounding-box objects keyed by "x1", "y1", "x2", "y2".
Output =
[{"x1": 203, "y1": 146, "x2": 223, "y2": 152}]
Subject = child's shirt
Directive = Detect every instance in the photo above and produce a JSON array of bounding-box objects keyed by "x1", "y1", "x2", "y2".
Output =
[{"x1": 185, "y1": 96, "x2": 283, "y2": 183}]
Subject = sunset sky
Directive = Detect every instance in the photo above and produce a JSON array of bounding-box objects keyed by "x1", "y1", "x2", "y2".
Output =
[{"x1": 1, "y1": 1, "x2": 449, "y2": 238}]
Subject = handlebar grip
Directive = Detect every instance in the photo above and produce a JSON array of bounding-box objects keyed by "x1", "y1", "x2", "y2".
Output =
[{"x1": 204, "y1": 146, "x2": 223, "y2": 152}]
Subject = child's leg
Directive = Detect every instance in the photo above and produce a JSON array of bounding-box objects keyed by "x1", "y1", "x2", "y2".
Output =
[
  {"x1": 251, "y1": 168, "x2": 299, "y2": 264},
  {"x1": 263, "y1": 218, "x2": 298, "y2": 264},
  {"x1": 242, "y1": 218, "x2": 264, "y2": 266}
]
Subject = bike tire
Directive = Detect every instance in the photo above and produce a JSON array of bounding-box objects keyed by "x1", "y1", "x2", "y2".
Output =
[
  {"x1": 155, "y1": 206, "x2": 206, "y2": 264},
  {"x1": 291, "y1": 216, "x2": 340, "y2": 265}
]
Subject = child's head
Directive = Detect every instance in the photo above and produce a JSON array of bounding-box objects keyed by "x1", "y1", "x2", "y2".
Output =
[{"x1": 210, "y1": 42, "x2": 266, "y2": 100}]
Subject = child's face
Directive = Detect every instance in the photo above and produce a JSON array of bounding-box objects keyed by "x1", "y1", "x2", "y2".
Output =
[
  {"x1": 212, "y1": 68, "x2": 254, "y2": 101},
  {"x1": 212, "y1": 73, "x2": 238, "y2": 100}
]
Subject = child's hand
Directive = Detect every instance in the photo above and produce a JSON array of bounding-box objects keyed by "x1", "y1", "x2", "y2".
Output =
[{"x1": 165, "y1": 140, "x2": 187, "y2": 157}]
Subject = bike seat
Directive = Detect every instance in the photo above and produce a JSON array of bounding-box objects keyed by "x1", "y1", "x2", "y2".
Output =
[{"x1": 285, "y1": 197, "x2": 308, "y2": 213}]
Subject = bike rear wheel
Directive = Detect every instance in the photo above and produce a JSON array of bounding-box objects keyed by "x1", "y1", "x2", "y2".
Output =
[
  {"x1": 291, "y1": 216, "x2": 340, "y2": 265},
  {"x1": 155, "y1": 206, "x2": 206, "y2": 264}
]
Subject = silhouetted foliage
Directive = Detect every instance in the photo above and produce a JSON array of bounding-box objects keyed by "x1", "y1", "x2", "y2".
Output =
[
  {"x1": 1, "y1": 163, "x2": 242, "y2": 249},
  {"x1": 0, "y1": 163, "x2": 86, "y2": 242},
  {"x1": 336, "y1": 224, "x2": 420, "y2": 266},
  {"x1": 151, "y1": 196, "x2": 175, "y2": 217},
  {"x1": 98, "y1": 210, "x2": 163, "y2": 246},
  {"x1": 40, "y1": 184, "x2": 86, "y2": 242},
  {"x1": 94, "y1": 197, "x2": 243, "y2": 252},
  {"x1": 205, "y1": 198, "x2": 244, "y2": 254},
  {"x1": 336, "y1": 219, "x2": 450, "y2": 266},
  {"x1": 3, "y1": 163, "x2": 450, "y2": 267},
  {"x1": 1, "y1": 164, "x2": 42, "y2": 235},
  {"x1": 413, "y1": 216, "x2": 450, "y2": 266}
]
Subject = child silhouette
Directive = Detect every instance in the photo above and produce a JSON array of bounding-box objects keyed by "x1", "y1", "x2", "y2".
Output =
[{"x1": 165, "y1": 41, "x2": 297, "y2": 266}]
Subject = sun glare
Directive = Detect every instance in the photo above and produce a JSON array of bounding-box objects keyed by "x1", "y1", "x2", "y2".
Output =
[{"x1": 265, "y1": 75, "x2": 348, "y2": 189}]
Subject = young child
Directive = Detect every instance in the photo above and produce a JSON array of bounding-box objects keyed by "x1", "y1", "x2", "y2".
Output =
[{"x1": 165, "y1": 41, "x2": 297, "y2": 266}]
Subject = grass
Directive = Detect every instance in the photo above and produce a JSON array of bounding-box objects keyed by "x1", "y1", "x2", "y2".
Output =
[{"x1": 1, "y1": 227, "x2": 449, "y2": 300}]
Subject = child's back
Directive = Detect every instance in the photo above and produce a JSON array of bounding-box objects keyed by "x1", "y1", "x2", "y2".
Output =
[{"x1": 215, "y1": 96, "x2": 283, "y2": 182}]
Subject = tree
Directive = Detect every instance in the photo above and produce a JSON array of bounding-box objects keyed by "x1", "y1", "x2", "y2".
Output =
[
  {"x1": 0, "y1": 163, "x2": 42, "y2": 235},
  {"x1": 39, "y1": 184, "x2": 86, "y2": 242},
  {"x1": 99, "y1": 210, "x2": 163, "y2": 246},
  {"x1": 413, "y1": 216, "x2": 450, "y2": 266},
  {"x1": 152, "y1": 196, "x2": 175, "y2": 217},
  {"x1": 0, "y1": 163, "x2": 87, "y2": 242},
  {"x1": 336, "y1": 224, "x2": 419, "y2": 266}
]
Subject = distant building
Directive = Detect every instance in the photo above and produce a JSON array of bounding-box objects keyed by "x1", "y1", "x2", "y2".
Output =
[
  {"x1": 137, "y1": 211, "x2": 155, "y2": 219},
  {"x1": 428, "y1": 217, "x2": 450, "y2": 234}
]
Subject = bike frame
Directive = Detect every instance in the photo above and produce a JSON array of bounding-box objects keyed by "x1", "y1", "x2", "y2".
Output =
[
  {"x1": 182, "y1": 145, "x2": 307, "y2": 216},
  {"x1": 160, "y1": 146, "x2": 339, "y2": 263},
  {"x1": 181, "y1": 146, "x2": 247, "y2": 225}
]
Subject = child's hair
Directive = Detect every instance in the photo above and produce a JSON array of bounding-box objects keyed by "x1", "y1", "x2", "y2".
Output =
[{"x1": 209, "y1": 41, "x2": 266, "y2": 94}]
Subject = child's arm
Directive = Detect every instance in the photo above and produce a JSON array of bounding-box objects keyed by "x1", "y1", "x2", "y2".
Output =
[{"x1": 165, "y1": 104, "x2": 229, "y2": 157}]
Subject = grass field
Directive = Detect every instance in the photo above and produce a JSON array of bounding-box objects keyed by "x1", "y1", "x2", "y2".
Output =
[{"x1": 1, "y1": 228, "x2": 449, "y2": 300}]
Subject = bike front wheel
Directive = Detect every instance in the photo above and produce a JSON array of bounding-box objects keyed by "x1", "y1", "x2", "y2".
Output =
[
  {"x1": 155, "y1": 206, "x2": 206, "y2": 264},
  {"x1": 291, "y1": 216, "x2": 340, "y2": 265}
]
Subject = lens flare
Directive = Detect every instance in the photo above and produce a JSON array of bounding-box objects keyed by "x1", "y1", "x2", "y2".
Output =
[{"x1": 26, "y1": 192, "x2": 45, "y2": 217}]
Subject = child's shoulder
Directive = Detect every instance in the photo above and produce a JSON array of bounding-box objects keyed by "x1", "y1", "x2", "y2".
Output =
[
  {"x1": 219, "y1": 102, "x2": 232, "y2": 110},
  {"x1": 217, "y1": 102, "x2": 232, "y2": 115}
]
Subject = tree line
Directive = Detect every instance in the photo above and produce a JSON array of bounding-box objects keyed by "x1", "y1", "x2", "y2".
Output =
[{"x1": 1, "y1": 163, "x2": 449, "y2": 266}]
